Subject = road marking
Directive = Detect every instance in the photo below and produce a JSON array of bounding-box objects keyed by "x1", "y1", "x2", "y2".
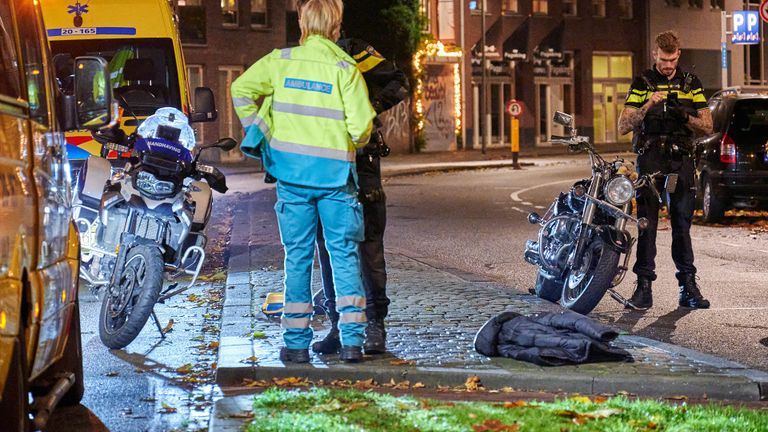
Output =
[
  {"x1": 521, "y1": 201, "x2": 532, "y2": 206},
  {"x1": 510, "y1": 178, "x2": 581, "y2": 203},
  {"x1": 534, "y1": 205, "x2": 546, "y2": 209}
]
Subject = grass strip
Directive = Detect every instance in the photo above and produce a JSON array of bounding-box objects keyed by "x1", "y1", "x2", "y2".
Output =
[{"x1": 246, "y1": 387, "x2": 768, "y2": 432}]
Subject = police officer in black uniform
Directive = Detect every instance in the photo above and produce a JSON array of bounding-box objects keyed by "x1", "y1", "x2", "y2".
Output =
[
  {"x1": 311, "y1": 35, "x2": 409, "y2": 354},
  {"x1": 618, "y1": 31, "x2": 712, "y2": 311}
]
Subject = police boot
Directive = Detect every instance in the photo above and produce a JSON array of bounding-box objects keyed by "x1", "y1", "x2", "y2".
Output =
[
  {"x1": 312, "y1": 317, "x2": 341, "y2": 354},
  {"x1": 679, "y1": 274, "x2": 710, "y2": 309},
  {"x1": 363, "y1": 318, "x2": 387, "y2": 355},
  {"x1": 626, "y1": 277, "x2": 653, "y2": 310}
]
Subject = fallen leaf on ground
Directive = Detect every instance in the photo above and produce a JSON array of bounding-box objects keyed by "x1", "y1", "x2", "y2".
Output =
[
  {"x1": 229, "y1": 411, "x2": 254, "y2": 419},
  {"x1": 159, "y1": 402, "x2": 177, "y2": 414},
  {"x1": 582, "y1": 408, "x2": 624, "y2": 419},
  {"x1": 666, "y1": 395, "x2": 688, "y2": 401},
  {"x1": 465, "y1": 375, "x2": 482, "y2": 391},
  {"x1": 273, "y1": 376, "x2": 310, "y2": 387},
  {"x1": 500, "y1": 387, "x2": 516, "y2": 393},
  {"x1": 343, "y1": 401, "x2": 370, "y2": 412},
  {"x1": 105, "y1": 371, "x2": 119, "y2": 377},
  {"x1": 468, "y1": 413, "x2": 478, "y2": 419},
  {"x1": 312, "y1": 399, "x2": 344, "y2": 412},
  {"x1": 592, "y1": 396, "x2": 609, "y2": 403},
  {"x1": 503, "y1": 400, "x2": 528, "y2": 408},
  {"x1": 240, "y1": 356, "x2": 259, "y2": 363},
  {"x1": 162, "y1": 319, "x2": 175, "y2": 334},
  {"x1": 413, "y1": 382, "x2": 425, "y2": 389},
  {"x1": 390, "y1": 359, "x2": 416, "y2": 366},
  {"x1": 176, "y1": 363, "x2": 194, "y2": 374},
  {"x1": 241, "y1": 378, "x2": 270, "y2": 387},
  {"x1": 472, "y1": 419, "x2": 520, "y2": 432},
  {"x1": 569, "y1": 396, "x2": 592, "y2": 404},
  {"x1": 249, "y1": 331, "x2": 267, "y2": 339},
  {"x1": 352, "y1": 379, "x2": 377, "y2": 389}
]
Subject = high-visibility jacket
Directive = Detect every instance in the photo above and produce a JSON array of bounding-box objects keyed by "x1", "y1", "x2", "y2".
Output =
[{"x1": 231, "y1": 35, "x2": 376, "y2": 188}]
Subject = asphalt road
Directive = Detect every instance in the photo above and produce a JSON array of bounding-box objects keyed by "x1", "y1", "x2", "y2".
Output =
[{"x1": 383, "y1": 154, "x2": 768, "y2": 372}]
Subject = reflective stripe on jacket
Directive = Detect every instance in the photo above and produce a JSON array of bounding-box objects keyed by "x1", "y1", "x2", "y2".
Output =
[{"x1": 231, "y1": 35, "x2": 376, "y2": 188}]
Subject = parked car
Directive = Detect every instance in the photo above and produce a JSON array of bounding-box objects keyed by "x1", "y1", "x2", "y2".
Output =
[
  {"x1": 0, "y1": 0, "x2": 113, "y2": 430},
  {"x1": 693, "y1": 88, "x2": 768, "y2": 222}
]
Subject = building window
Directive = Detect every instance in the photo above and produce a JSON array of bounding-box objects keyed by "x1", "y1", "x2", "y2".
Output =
[
  {"x1": 187, "y1": 65, "x2": 204, "y2": 145},
  {"x1": 563, "y1": 0, "x2": 577, "y2": 16},
  {"x1": 533, "y1": 0, "x2": 548, "y2": 15},
  {"x1": 665, "y1": 0, "x2": 682, "y2": 6},
  {"x1": 689, "y1": 0, "x2": 703, "y2": 8},
  {"x1": 502, "y1": 0, "x2": 518, "y2": 14},
  {"x1": 221, "y1": 0, "x2": 238, "y2": 27},
  {"x1": 179, "y1": 0, "x2": 206, "y2": 45},
  {"x1": 592, "y1": 0, "x2": 606, "y2": 17},
  {"x1": 469, "y1": 0, "x2": 487, "y2": 12},
  {"x1": 437, "y1": 0, "x2": 454, "y2": 41},
  {"x1": 251, "y1": 0, "x2": 267, "y2": 27},
  {"x1": 710, "y1": 0, "x2": 724, "y2": 9},
  {"x1": 420, "y1": 0, "x2": 431, "y2": 33},
  {"x1": 618, "y1": 0, "x2": 632, "y2": 18}
]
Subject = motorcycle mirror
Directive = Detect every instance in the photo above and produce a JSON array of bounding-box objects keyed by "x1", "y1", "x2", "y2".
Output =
[
  {"x1": 553, "y1": 111, "x2": 573, "y2": 128},
  {"x1": 213, "y1": 137, "x2": 238, "y2": 151}
]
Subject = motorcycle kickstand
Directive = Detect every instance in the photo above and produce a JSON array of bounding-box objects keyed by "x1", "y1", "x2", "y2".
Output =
[
  {"x1": 150, "y1": 309, "x2": 167, "y2": 339},
  {"x1": 607, "y1": 288, "x2": 631, "y2": 308}
]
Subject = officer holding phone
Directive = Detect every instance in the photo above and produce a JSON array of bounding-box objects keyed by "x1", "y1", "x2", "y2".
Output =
[{"x1": 617, "y1": 30, "x2": 713, "y2": 311}]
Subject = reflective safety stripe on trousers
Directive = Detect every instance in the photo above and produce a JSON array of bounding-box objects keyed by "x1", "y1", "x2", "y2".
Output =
[
  {"x1": 339, "y1": 312, "x2": 367, "y2": 323},
  {"x1": 336, "y1": 295, "x2": 366, "y2": 309}
]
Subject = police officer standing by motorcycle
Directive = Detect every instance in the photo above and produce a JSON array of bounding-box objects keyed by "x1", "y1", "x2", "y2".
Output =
[
  {"x1": 618, "y1": 31, "x2": 712, "y2": 311},
  {"x1": 307, "y1": 10, "x2": 409, "y2": 355}
]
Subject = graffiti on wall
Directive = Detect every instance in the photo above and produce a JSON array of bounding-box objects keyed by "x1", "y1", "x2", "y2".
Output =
[
  {"x1": 423, "y1": 64, "x2": 455, "y2": 151},
  {"x1": 379, "y1": 98, "x2": 411, "y2": 153}
]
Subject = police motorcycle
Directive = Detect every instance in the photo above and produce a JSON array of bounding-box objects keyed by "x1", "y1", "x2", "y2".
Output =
[
  {"x1": 524, "y1": 111, "x2": 662, "y2": 315},
  {"x1": 73, "y1": 106, "x2": 235, "y2": 349}
]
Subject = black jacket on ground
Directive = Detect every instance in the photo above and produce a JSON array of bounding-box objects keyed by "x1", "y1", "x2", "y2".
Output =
[{"x1": 474, "y1": 310, "x2": 633, "y2": 366}]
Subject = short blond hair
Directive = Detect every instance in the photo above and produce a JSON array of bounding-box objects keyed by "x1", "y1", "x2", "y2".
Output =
[{"x1": 299, "y1": 0, "x2": 343, "y2": 44}]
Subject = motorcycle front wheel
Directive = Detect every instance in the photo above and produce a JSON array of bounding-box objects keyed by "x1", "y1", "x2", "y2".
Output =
[
  {"x1": 560, "y1": 237, "x2": 619, "y2": 315},
  {"x1": 99, "y1": 245, "x2": 164, "y2": 349}
]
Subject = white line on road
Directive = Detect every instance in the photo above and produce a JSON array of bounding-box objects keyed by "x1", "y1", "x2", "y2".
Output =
[
  {"x1": 521, "y1": 201, "x2": 532, "y2": 206},
  {"x1": 510, "y1": 178, "x2": 581, "y2": 203}
]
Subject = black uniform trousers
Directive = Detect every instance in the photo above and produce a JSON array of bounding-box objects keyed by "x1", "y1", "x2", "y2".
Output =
[
  {"x1": 316, "y1": 160, "x2": 390, "y2": 322},
  {"x1": 633, "y1": 145, "x2": 697, "y2": 283}
]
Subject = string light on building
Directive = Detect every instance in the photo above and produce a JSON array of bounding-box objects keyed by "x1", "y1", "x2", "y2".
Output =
[{"x1": 413, "y1": 39, "x2": 462, "y2": 135}]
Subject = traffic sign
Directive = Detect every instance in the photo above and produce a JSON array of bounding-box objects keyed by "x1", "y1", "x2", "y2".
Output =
[
  {"x1": 732, "y1": 10, "x2": 760, "y2": 45},
  {"x1": 506, "y1": 99, "x2": 524, "y2": 117},
  {"x1": 761, "y1": 0, "x2": 768, "y2": 23}
]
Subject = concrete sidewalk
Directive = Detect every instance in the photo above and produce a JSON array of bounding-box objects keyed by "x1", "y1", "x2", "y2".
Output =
[{"x1": 210, "y1": 150, "x2": 768, "y2": 430}]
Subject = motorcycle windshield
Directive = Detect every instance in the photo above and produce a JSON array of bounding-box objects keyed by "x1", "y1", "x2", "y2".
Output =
[
  {"x1": 50, "y1": 38, "x2": 182, "y2": 116},
  {"x1": 134, "y1": 137, "x2": 193, "y2": 164}
]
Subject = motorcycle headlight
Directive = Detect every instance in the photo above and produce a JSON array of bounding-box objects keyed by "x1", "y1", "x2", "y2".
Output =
[
  {"x1": 604, "y1": 176, "x2": 634, "y2": 206},
  {"x1": 135, "y1": 171, "x2": 176, "y2": 197}
]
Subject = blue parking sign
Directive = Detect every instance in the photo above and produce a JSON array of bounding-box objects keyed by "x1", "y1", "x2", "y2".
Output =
[{"x1": 732, "y1": 11, "x2": 760, "y2": 44}]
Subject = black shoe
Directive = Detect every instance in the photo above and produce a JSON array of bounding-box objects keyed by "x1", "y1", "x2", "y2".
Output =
[
  {"x1": 626, "y1": 277, "x2": 653, "y2": 310},
  {"x1": 363, "y1": 319, "x2": 386, "y2": 354},
  {"x1": 312, "y1": 327, "x2": 341, "y2": 354},
  {"x1": 679, "y1": 274, "x2": 710, "y2": 309},
  {"x1": 340, "y1": 346, "x2": 363, "y2": 363},
  {"x1": 279, "y1": 347, "x2": 310, "y2": 363}
]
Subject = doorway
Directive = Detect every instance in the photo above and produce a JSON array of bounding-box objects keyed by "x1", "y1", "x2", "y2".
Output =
[{"x1": 536, "y1": 80, "x2": 573, "y2": 145}]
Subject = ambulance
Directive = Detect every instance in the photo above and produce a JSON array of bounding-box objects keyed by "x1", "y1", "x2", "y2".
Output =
[{"x1": 41, "y1": 0, "x2": 216, "y2": 166}]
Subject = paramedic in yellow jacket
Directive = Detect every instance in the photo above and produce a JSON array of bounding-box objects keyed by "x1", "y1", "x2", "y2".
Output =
[{"x1": 231, "y1": 0, "x2": 376, "y2": 363}]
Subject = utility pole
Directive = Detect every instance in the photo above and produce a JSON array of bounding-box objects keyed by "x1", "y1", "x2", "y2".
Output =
[{"x1": 480, "y1": 0, "x2": 487, "y2": 153}]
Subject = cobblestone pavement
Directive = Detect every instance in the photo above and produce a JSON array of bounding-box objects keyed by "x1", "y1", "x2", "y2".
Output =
[{"x1": 214, "y1": 190, "x2": 768, "y2": 404}]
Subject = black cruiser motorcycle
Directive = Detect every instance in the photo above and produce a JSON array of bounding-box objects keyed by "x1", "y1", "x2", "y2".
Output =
[
  {"x1": 73, "y1": 107, "x2": 235, "y2": 348},
  {"x1": 524, "y1": 111, "x2": 661, "y2": 314}
]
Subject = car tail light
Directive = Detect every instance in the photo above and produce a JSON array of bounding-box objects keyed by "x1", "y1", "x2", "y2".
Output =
[{"x1": 720, "y1": 133, "x2": 737, "y2": 164}]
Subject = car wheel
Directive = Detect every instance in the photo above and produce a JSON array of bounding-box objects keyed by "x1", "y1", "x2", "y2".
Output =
[
  {"x1": 702, "y1": 175, "x2": 725, "y2": 223},
  {"x1": 0, "y1": 329, "x2": 31, "y2": 431}
]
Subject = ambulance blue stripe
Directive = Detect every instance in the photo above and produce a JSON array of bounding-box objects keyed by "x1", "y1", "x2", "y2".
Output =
[{"x1": 47, "y1": 27, "x2": 137, "y2": 37}]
